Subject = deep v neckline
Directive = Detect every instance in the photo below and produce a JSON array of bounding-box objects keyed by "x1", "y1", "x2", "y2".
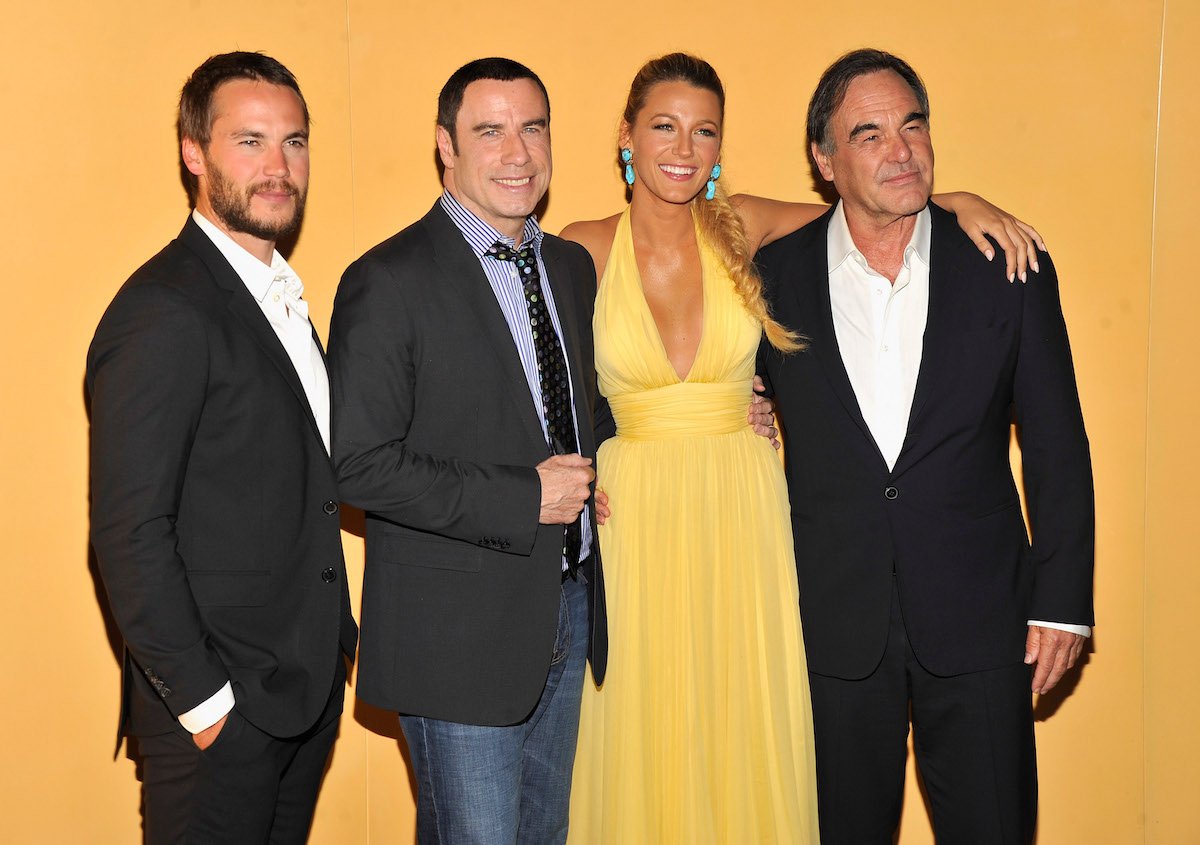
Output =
[{"x1": 625, "y1": 211, "x2": 708, "y2": 384}]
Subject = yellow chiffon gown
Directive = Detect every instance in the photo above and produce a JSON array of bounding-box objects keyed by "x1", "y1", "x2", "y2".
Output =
[{"x1": 569, "y1": 209, "x2": 819, "y2": 843}]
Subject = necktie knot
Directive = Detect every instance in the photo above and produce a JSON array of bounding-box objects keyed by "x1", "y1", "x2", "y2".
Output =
[
  {"x1": 487, "y1": 241, "x2": 534, "y2": 267},
  {"x1": 274, "y1": 272, "x2": 308, "y2": 320}
]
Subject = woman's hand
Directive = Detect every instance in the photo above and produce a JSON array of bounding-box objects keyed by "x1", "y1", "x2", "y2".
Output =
[{"x1": 934, "y1": 191, "x2": 1046, "y2": 283}]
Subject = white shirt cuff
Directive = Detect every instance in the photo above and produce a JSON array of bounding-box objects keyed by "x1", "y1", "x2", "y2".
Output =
[
  {"x1": 177, "y1": 682, "x2": 235, "y2": 733},
  {"x1": 1028, "y1": 620, "x2": 1091, "y2": 637}
]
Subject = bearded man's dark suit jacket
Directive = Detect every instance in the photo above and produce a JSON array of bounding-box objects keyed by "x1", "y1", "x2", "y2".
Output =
[
  {"x1": 328, "y1": 202, "x2": 608, "y2": 726},
  {"x1": 760, "y1": 202, "x2": 1093, "y2": 678},
  {"x1": 87, "y1": 217, "x2": 358, "y2": 742}
]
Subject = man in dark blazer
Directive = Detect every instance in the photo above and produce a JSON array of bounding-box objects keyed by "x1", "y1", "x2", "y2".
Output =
[
  {"x1": 327, "y1": 58, "x2": 606, "y2": 843},
  {"x1": 87, "y1": 52, "x2": 356, "y2": 843},
  {"x1": 758, "y1": 49, "x2": 1094, "y2": 843}
]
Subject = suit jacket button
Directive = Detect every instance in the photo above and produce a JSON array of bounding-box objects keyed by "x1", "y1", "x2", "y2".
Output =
[
  {"x1": 321, "y1": 567, "x2": 337, "y2": 583},
  {"x1": 884, "y1": 486, "x2": 899, "y2": 500},
  {"x1": 322, "y1": 500, "x2": 339, "y2": 515}
]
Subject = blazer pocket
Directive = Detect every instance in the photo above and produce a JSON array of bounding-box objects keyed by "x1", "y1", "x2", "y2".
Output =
[
  {"x1": 959, "y1": 322, "x2": 1012, "y2": 353},
  {"x1": 974, "y1": 498, "x2": 1022, "y2": 519},
  {"x1": 188, "y1": 572, "x2": 272, "y2": 607},
  {"x1": 382, "y1": 531, "x2": 482, "y2": 573}
]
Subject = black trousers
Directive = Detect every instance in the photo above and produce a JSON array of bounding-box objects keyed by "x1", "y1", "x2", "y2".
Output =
[
  {"x1": 809, "y1": 584, "x2": 1037, "y2": 845},
  {"x1": 135, "y1": 660, "x2": 346, "y2": 845}
]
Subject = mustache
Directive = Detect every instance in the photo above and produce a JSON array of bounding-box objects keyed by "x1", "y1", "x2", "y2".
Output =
[
  {"x1": 878, "y1": 166, "x2": 919, "y2": 182},
  {"x1": 249, "y1": 180, "x2": 300, "y2": 197}
]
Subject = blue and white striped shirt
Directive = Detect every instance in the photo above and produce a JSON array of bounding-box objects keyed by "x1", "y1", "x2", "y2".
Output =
[{"x1": 439, "y1": 192, "x2": 592, "y2": 566}]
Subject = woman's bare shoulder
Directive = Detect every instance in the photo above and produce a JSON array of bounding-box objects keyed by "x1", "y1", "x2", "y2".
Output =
[{"x1": 560, "y1": 213, "x2": 622, "y2": 278}]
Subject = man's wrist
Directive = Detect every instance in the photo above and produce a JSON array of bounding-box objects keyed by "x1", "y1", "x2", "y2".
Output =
[
  {"x1": 178, "y1": 681, "x2": 235, "y2": 733},
  {"x1": 1028, "y1": 620, "x2": 1091, "y2": 638}
]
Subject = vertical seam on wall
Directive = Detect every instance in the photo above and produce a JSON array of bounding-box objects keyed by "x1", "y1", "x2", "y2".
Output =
[
  {"x1": 1144, "y1": 2, "x2": 1167, "y2": 842},
  {"x1": 342, "y1": 8, "x2": 364, "y2": 839},
  {"x1": 345, "y1": 0, "x2": 359, "y2": 259}
]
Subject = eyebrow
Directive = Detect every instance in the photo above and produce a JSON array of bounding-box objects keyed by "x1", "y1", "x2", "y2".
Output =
[
  {"x1": 649, "y1": 112, "x2": 718, "y2": 126},
  {"x1": 471, "y1": 118, "x2": 548, "y2": 133},
  {"x1": 847, "y1": 122, "x2": 879, "y2": 141},
  {"x1": 229, "y1": 128, "x2": 309, "y2": 141},
  {"x1": 848, "y1": 111, "x2": 927, "y2": 141}
]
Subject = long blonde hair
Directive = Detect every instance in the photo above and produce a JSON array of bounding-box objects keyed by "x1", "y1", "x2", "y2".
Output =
[{"x1": 622, "y1": 53, "x2": 802, "y2": 353}]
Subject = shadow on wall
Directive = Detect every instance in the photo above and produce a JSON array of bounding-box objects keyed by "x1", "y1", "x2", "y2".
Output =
[{"x1": 341, "y1": 502, "x2": 421, "y2": 833}]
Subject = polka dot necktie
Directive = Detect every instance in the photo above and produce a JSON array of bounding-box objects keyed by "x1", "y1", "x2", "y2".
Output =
[{"x1": 488, "y1": 241, "x2": 582, "y2": 574}]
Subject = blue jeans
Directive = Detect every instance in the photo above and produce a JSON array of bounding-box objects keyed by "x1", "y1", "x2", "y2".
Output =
[{"x1": 400, "y1": 575, "x2": 589, "y2": 845}]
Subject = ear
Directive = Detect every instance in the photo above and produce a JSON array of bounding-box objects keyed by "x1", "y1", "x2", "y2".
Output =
[
  {"x1": 435, "y1": 125, "x2": 456, "y2": 170},
  {"x1": 181, "y1": 137, "x2": 206, "y2": 177},
  {"x1": 811, "y1": 141, "x2": 835, "y2": 183},
  {"x1": 617, "y1": 120, "x2": 632, "y2": 152}
]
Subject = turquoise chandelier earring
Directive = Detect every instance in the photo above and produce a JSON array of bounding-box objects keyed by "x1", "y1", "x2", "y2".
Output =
[
  {"x1": 621, "y1": 148, "x2": 635, "y2": 185},
  {"x1": 705, "y1": 163, "x2": 722, "y2": 200}
]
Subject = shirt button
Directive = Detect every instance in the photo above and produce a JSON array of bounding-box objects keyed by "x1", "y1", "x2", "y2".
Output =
[
  {"x1": 322, "y1": 500, "x2": 339, "y2": 515},
  {"x1": 321, "y1": 567, "x2": 337, "y2": 583},
  {"x1": 882, "y1": 345, "x2": 890, "y2": 352},
  {"x1": 273, "y1": 294, "x2": 280, "y2": 302},
  {"x1": 884, "y1": 486, "x2": 899, "y2": 500}
]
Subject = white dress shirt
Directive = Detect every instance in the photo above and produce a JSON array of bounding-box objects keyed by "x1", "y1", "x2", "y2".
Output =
[
  {"x1": 177, "y1": 211, "x2": 332, "y2": 733},
  {"x1": 826, "y1": 203, "x2": 1089, "y2": 639},
  {"x1": 828, "y1": 202, "x2": 930, "y2": 472}
]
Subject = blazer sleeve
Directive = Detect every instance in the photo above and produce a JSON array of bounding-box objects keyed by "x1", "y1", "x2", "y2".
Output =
[
  {"x1": 329, "y1": 256, "x2": 541, "y2": 553},
  {"x1": 87, "y1": 283, "x2": 230, "y2": 717},
  {"x1": 1012, "y1": 251, "x2": 1096, "y2": 625}
]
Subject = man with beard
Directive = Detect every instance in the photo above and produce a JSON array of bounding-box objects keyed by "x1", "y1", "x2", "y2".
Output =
[{"x1": 87, "y1": 51, "x2": 356, "y2": 843}]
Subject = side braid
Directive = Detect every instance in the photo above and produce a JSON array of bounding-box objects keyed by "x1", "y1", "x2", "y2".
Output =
[{"x1": 693, "y1": 183, "x2": 804, "y2": 352}]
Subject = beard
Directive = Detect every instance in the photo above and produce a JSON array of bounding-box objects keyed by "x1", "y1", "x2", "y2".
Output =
[{"x1": 205, "y1": 161, "x2": 306, "y2": 242}]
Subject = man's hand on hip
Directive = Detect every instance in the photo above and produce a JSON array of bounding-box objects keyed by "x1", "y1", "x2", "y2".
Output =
[
  {"x1": 1025, "y1": 625, "x2": 1085, "y2": 694},
  {"x1": 536, "y1": 454, "x2": 594, "y2": 524}
]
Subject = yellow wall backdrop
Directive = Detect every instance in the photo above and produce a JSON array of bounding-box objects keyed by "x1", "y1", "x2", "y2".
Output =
[{"x1": 1, "y1": 0, "x2": 1193, "y2": 841}]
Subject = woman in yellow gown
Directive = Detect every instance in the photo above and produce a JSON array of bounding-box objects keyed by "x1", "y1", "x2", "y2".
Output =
[{"x1": 562, "y1": 54, "x2": 1042, "y2": 843}]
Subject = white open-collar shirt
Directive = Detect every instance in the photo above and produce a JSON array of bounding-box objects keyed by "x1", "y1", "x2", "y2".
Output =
[{"x1": 826, "y1": 202, "x2": 1089, "y2": 637}]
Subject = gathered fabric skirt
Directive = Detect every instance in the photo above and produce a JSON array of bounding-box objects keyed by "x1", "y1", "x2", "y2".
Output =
[{"x1": 568, "y1": 399, "x2": 819, "y2": 844}]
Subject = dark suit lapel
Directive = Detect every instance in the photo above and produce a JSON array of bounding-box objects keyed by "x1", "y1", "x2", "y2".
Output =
[
  {"x1": 542, "y1": 242, "x2": 594, "y2": 457},
  {"x1": 424, "y1": 207, "x2": 548, "y2": 450},
  {"x1": 893, "y1": 207, "x2": 962, "y2": 476},
  {"x1": 178, "y1": 218, "x2": 326, "y2": 448},
  {"x1": 793, "y1": 216, "x2": 885, "y2": 465}
]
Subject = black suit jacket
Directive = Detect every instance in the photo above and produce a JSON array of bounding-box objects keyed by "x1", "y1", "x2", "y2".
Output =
[
  {"x1": 87, "y1": 217, "x2": 357, "y2": 738},
  {"x1": 759, "y1": 204, "x2": 1094, "y2": 679},
  {"x1": 328, "y1": 201, "x2": 608, "y2": 726}
]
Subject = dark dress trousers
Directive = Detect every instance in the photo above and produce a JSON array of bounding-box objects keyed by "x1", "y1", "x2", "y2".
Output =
[
  {"x1": 758, "y1": 203, "x2": 1094, "y2": 841},
  {"x1": 87, "y1": 217, "x2": 358, "y2": 838},
  {"x1": 328, "y1": 202, "x2": 609, "y2": 727}
]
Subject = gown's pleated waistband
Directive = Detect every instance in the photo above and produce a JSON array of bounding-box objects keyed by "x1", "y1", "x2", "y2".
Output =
[{"x1": 608, "y1": 379, "x2": 752, "y2": 441}]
